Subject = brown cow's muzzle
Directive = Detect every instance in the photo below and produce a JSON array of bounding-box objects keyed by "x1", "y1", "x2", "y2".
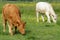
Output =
[
  {"x1": 18, "y1": 27, "x2": 25, "y2": 35},
  {"x1": 20, "y1": 29, "x2": 25, "y2": 35}
]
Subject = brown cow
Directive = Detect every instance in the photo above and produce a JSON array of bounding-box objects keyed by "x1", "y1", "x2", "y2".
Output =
[{"x1": 2, "y1": 4, "x2": 26, "y2": 35}]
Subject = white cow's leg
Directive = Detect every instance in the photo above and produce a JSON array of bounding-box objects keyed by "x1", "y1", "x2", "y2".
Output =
[
  {"x1": 41, "y1": 15, "x2": 44, "y2": 22},
  {"x1": 36, "y1": 12, "x2": 39, "y2": 22},
  {"x1": 46, "y1": 12, "x2": 51, "y2": 23}
]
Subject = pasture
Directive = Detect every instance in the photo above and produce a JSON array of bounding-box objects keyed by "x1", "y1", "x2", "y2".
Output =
[{"x1": 0, "y1": 2, "x2": 60, "y2": 40}]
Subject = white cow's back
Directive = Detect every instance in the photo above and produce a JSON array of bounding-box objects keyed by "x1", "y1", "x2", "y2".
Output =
[{"x1": 36, "y1": 2, "x2": 52, "y2": 13}]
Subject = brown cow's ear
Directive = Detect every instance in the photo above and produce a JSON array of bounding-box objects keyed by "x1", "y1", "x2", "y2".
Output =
[
  {"x1": 21, "y1": 21, "x2": 26, "y2": 24},
  {"x1": 16, "y1": 22, "x2": 20, "y2": 26},
  {"x1": 23, "y1": 22, "x2": 26, "y2": 26},
  {"x1": 24, "y1": 22, "x2": 26, "y2": 24},
  {"x1": 22, "y1": 21, "x2": 26, "y2": 27}
]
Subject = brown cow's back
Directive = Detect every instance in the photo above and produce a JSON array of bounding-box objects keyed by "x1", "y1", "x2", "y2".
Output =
[{"x1": 3, "y1": 4, "x2": 21, "y2": 25}]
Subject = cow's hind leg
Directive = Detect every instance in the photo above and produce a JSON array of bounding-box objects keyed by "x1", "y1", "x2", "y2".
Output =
[
  {"x1": 3, "y1": 18, "x2": 7, "y2": 32},
  {"x1": 36, "y1": 12, "x2": 39, "y2": 22}
]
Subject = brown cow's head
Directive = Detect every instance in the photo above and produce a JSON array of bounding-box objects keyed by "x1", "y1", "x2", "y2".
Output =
[{"x1": 17, "y1": 21, "x2": 26, "y2": 35}]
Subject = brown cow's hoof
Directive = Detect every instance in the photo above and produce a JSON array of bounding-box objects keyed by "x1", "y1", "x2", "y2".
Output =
[
  {"x1": 21, "y1": 32, "x2": 26, "y2": 35},
  {"x1": 9, "y1": 33, "x2": 14, "y2": 36},
  {"x1": 22, "y1": 33, "x2": 26, "y2": 35},
  {"x1": 3, "y1": 30, "x2": 6, "y2": 32}
]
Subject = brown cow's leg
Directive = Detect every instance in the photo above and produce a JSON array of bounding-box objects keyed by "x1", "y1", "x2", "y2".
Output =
[
  {"x1": 3, "y1": 18, "x2": 7, "y2": 32},
  {"x1": 15, "y1": 27, "x2": 17, "y2": 33},
  {"x1": 8, "y1": 22, "x2": 13, "y2": 35},
  {"x1": 8, "y1": 24, "x2": 13, "y2": 35}
]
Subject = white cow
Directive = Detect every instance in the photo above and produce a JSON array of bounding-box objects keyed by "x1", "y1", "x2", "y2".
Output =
[{"x1": 36, "y1": 2, "x2": 57, "y2": 23}]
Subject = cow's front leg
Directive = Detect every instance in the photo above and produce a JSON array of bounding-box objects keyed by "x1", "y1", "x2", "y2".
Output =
[
  {"x1": 15, "y1": 27, "x2": 17, "y2": 33},
  {"x1": 41, "y1": 15, "x2": 44, "y2": 22},
  {"x1": 8, "y1": 22, "x2": 13, "y2": 35},
  {"x1": 46, "y1": 12, "x2": 51, "y2": 23}
]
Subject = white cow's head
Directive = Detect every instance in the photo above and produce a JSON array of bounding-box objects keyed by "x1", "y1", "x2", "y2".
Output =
[{"x1": 53, "y1": 15, "x2": 57, "y2": 23}]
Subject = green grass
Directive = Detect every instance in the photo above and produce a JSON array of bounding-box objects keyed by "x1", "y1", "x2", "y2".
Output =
[{"x1": 0, "y1": 2, "x2": 60, "y2": 40}]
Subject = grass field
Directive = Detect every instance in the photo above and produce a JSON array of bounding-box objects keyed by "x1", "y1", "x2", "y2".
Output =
[{"x1": 0, "y1": 2, "x2": 60, "y2": 40}]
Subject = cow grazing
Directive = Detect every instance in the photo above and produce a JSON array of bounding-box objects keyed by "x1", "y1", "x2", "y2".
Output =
[
  {"x1": 2, "y1": 4, "x2": 26, "y2": 35},
  {"x1": 36, "y1": 2, "x2": 57, "y2": 23}
]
